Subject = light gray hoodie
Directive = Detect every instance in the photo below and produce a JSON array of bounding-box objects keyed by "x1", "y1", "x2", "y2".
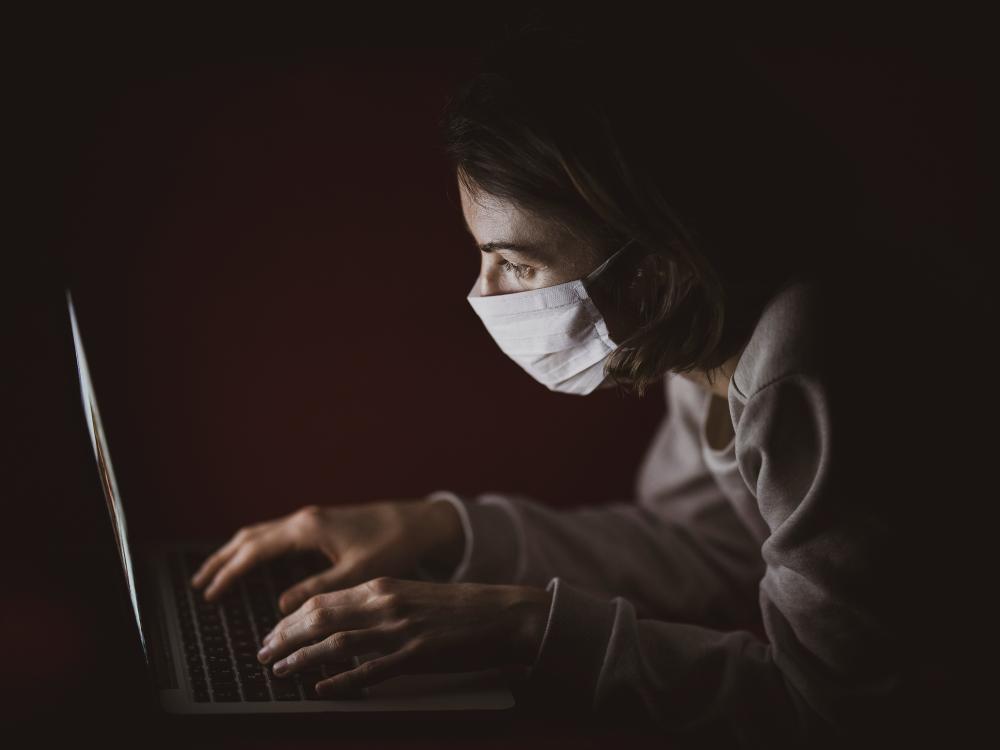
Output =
[{"x1": 421, "y1": 275, "x2": 980, "y2": 746}]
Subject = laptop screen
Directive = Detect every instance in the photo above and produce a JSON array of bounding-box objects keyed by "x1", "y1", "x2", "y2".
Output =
[{"x1": 67, "y1": 291, "x2": 147, "y2": 660}]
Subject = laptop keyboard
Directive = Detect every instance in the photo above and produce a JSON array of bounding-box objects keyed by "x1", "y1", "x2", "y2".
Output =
[{"x1": 168, "y1": 547, "x2": 361, "y2": 703}]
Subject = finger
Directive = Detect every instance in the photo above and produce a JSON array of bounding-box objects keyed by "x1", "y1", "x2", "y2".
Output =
[
  {"x1": 279, "y1": 577, "x2": 393, "y2": 637},
  {"x1": 190, "y1": 532, "x2": 248, "y2": 589},
  {"x1": 257, "y1": 589, "x2": 376, "y2": 664},
  {"x1": 314, "y1": 647, "x2": 414, "y2": 697},
  {"x1": 261, "y1": 586, "x2": 372, "y2": 645},
  {"x1": 194, "y1": 505, "x2": 310, "y2": 591},
  {"x1": 277, "y1": 561, "x2": 367, "y2": 615},
  {"x1": 271, "y1": 627, "x2": 399, "y2": 678},
  {"x1": 202, "y1": 532, "x2": 289, "y2": 601},
  {"x1": 258, "y1": 590, "x2": 375, "y2": 664},
  {"x1": 258, "y1": 605, "x2": 342, "y2": 665}
]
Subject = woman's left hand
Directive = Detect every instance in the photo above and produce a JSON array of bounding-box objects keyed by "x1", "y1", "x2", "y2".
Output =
[{"x1": 256, "y1": 577, "x2": 552, "y2": 697}]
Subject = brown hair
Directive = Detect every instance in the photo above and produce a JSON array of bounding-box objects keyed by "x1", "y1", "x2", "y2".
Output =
[{"x1": 439, "y1": 22, "x2": 869, "y2": 396}]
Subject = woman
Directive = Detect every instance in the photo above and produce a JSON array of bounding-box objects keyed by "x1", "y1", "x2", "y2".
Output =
[{"x1": 190, "y1": 27, "x2": 986, "y2": 746}]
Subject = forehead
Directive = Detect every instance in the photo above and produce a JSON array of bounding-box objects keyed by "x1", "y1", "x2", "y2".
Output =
[
  {"x1": 456, "y1": 175, "x2": 605, "y2": 272},
  {"x1": 458, "y1": 178, "x2": 547, "y2": 240}
]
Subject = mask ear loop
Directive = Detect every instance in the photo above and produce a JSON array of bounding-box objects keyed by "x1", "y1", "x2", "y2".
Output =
[{"x1": 583, "y1": 238, "x2": 639, "y2": 287}]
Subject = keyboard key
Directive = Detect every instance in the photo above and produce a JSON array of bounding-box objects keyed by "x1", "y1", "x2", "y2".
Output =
[
  {"x1": 210, "y1": 676, "x2": 238, "y2": 691},
  {"x1": 209, "y1": 669, "x2": 236, "y2": 684},
  {"x1": 231, "y1": 639, "x2": 257, "y2": 654},
  {"x1": 240, "y1": 672, "x2": 266, "y2": 687},
  {"x1": 270, "y1": 677, "x2": 300, "y2": 701},
  {"x1": 188, "y1": 665, "x2": 207, "y2": 682},
  {"x1": 171, "y1": 552, "x2": 378, "y2": 707},
  {"x1": 243, "y1": 685, "x2": 271, "y2": 702},
  {"x1": 299, "y1": 671, "x2": 323, "y2": 700}
]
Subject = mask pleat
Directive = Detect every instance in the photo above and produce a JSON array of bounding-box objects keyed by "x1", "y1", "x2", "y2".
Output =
[
  {"x1": 465, "y1": 244, "x2": 629, "y2": 395},
  {"x1": 518, "y1": 336, "x2": 612, "y2": 380},
  {"x1": 549, "y1": 358, "x2": 610, "y2": 394}
]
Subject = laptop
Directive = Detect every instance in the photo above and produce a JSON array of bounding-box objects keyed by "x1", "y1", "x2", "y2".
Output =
[{"x1": 66, "y1": 290, "x2": 515, "y2": 715}]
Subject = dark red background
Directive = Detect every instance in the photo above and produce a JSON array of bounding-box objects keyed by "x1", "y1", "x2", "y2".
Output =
[
  {"x1": 61, "y1": 47, "x2": 667, "y2": 541},
  {"x1": 4, "y1": 29, "x2": 991, "y2": 747}
]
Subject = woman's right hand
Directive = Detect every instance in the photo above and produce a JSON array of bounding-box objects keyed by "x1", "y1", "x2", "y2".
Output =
[{"x1": 190, "y1": 499, "x2": 464, "y2": 614}]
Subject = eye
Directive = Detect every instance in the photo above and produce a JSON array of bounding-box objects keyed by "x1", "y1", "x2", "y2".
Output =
[{"x1": 499, "y1": 258, "x2": 531, "y2": 279}]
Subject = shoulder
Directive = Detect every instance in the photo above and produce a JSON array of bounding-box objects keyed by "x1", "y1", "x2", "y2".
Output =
[
  {"x1": 727, "y1": 277, "x2": 838, "y2": 506},
  {"x1": 730, "y1": 275, "x2": 835, "y2": 402},
  {"x1": 726, "y1": 273, "x2": 895, "y2": 514}
]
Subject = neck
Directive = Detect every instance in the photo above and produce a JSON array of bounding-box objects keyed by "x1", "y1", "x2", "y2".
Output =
[{"x1": 678, "y1": 350, "x2": 742, "y2": 399}]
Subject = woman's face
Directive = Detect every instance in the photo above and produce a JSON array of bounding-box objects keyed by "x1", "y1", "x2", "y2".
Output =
[
  {"x1": 459, "y1": 178, "x2": 605, "y2": 296},
  {"x1": 458, "y1": 176, "x2": 741, "y2": 398}
]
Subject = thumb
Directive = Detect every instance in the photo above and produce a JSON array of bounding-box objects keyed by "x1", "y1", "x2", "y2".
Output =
[{"x1": 278, "y1": 561, "x2": 367, "y2": 614}]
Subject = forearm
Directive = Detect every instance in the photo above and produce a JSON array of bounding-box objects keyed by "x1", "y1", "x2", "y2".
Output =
[
  {"x1": 422, "y1": 489, "x2": 765, "y2": 629},
  {"x1": 521, "y1": 578, "x2": 845, "y2": 747}
]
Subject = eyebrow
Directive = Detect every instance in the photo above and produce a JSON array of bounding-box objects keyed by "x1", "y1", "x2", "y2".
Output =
[{"x1": 477, "y1": 240, "x2": 542, "y2": 255}]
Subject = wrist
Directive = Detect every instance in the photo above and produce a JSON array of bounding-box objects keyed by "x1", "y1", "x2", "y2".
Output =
[
  {"x1": 508, "y1": 586, "x2": 554, "y2": 666},
  {"x1": 417, "y1": 497, "x2": 465, "y2": 578}
]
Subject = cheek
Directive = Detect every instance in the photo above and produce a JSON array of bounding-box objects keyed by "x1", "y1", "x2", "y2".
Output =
[
  {"x1": 477, "y1": 256, "x2": 535, "y2": 295},
  {"x1": 551, "y1": 238, "x2": 604, "y2": 278},
  {"x1": 476, "y1": 260, "x2": 517, "y2": 296}
]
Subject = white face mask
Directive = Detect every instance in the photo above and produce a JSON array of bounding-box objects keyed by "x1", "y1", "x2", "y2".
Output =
[{"x1": 467, "y1": 239, "x2": 637, "y2": 395}]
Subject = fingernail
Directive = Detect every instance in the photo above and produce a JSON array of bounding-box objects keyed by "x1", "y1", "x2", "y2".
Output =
[
  {"x1": 273, "y1": 659, "x2": 288, "y2": 675},
  {"x1": 257, "y1": 647, "x2": 271, "y2": 663}
]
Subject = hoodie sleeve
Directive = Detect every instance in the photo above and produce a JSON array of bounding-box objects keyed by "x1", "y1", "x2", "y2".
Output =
[
  {"x1": 514, "y1": 372, "x2": 907, "y2": 746},
  {"x1": 418, "y1": 373, "x2": 766, "y2": 630}
]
